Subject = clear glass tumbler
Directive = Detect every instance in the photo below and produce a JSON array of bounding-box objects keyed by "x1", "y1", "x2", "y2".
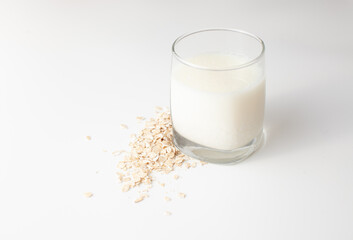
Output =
[{"x1": 170, "y1": 28, "x2": 266, "y2": 164}]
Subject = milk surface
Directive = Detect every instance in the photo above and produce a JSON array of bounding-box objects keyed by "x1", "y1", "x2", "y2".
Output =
[{"x1": 171, "y1": 53, "x2": 265, "y2": 150}]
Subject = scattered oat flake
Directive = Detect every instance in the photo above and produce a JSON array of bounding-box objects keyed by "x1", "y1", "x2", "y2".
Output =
[
  {"x1": 136, "y1": 116, "x2": 145, "y2": 121},
  {"x1": 164, "y1": 211, "x2": 172, "y2": 216},
  {"x1": 174, "y1": 175, "x2": 179, "y2": 180},
  {"x1": 120, "y1": 124, "x2": 128, "y2": 129},
  {"x1": 112, "y1": 150, "x2": 125, "y2": 156},
  {"x1": 122, "y1": 184, "x2": 130, "y2": 192},
  {"x1": 191, "y1": 162, "x2": 197, "y2": 168},
  {"x1": 164, "y1": 196, "x2": 171, "y2": 202},
  {"x1": 159, "y1": 182, "x2": 165, "y2": 187},
  {"x1": 123, "y1": 177, "x2": 131, "y2": 182},
  {"x1": 155, "y1": 106, "x2": 163, "y2": 112},
  {"x1": 200, "y1": 161, "x2": 208, "y2": 165},
  {"x1": 86, "y1": 136, "x2": 92, "y2": 140},
  {"x1": 84, "y1": 192, "x2": 93, "y2": 198},
  {"x1": 103, "y1": 149, "x2": 108, "y2": 152},
  {"x1": 134, "y1": 195, "x2": 146, "y2": 203},
  {"x1": 178, "y1": 192, "x2": 186, "y2": 199}
]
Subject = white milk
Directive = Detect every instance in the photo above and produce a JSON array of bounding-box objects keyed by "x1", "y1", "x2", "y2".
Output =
[{"x1": 171, "y1": 53, "x2": 265, "y2": 151}]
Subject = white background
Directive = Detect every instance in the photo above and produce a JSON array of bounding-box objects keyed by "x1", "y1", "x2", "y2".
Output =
[{"x1": 1, "y1": 0, "x2": 353, "y2": 239}]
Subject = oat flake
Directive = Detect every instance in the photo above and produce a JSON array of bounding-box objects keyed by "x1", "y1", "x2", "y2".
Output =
[
  {"x1": 178, "y1": 192, "x2": 186, "y2": 199},
  {"x1": 84, "y1": 192, "x2": 93, "y2": 198},
  {"x1": 120, "y1": 124, "x2": 128, "y2": 129},
  {"x1": 134, "y1": 194, "x2": 148, "y2": 203}
]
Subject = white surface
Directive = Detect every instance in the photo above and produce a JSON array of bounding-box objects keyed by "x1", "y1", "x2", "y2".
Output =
[{"x1": 1, "y1": 0, "x2": 353, "y2": 239}]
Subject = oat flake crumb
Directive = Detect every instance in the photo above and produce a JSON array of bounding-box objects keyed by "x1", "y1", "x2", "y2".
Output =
[
  {"x1": 116, "y1": 172, "x2": 124, "y2": 182},
  {"x1": 123, "y1": 177, "x2": 131, "y2": 182},
  {"x1": 113, "y1": 150, "x2": 126, "y2": 157},
  {"x1": 164, "y1": 196, "x2": 171, "y2": 202},
  {"x1": 84, "y1": 192, "x2": 93, "y2": 198},
  {"x1": 178, "y1": 192, "x2": 186, "y2": 199},
  {"x1": 86, "y1": 136, "x2": 92, "y2": 141},
  {"x1": 120, "y1": 124, "x2": 128, "y2": 129},
  {"x1": 136, "y1": 116, "x2": 145, "y2": 122},
  {"x1": 164, "y1": 211, "x2": 172, "y2": 216},
  {"x1": 174, "y1": 175, "x2": 180, "y2": 180},
  {"x1": 122, "y1": 184, "x2": 130, "y2": 192},
  {"x1": 155, "y1": 106, "x2": 163, "y2": 112},
  {"x1": 134, "y1": 194, "x2": 147, "y2": 203}
]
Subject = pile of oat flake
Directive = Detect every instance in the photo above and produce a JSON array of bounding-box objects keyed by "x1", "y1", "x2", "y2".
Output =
[{"x1": 115, "y1": 108, "x2": 206, "y2": 203}]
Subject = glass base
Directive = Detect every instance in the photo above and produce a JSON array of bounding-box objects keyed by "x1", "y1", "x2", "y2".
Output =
[{"x1": 173, "y1": 129, "x2": 265, "y2": 165}]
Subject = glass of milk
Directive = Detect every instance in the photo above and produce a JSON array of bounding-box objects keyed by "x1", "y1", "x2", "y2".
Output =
[{"x1": 170, "y1": 29, "x2": 265, "y2": 164}]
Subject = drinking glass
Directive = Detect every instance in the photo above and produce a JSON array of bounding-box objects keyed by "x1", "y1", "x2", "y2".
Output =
[{"x1": 170, "y1": 28, "x2": 266, "y2": 164}]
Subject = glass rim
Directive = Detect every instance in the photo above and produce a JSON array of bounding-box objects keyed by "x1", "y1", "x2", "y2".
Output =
[{"x1": 172, "y1": 28, "x2": 265, "y2": 71}]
